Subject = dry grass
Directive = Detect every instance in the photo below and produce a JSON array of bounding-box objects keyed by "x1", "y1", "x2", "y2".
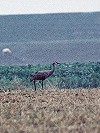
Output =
[{"x1": 0, "y1": 87, "x2": 100, "y2": 133}]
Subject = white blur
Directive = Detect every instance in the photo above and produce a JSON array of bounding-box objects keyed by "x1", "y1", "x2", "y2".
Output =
[{"x1": 2, "y1": 48, "x2": 12, "y2": 55}]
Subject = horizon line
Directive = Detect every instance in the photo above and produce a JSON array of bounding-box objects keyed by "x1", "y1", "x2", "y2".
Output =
[{"x1": 0, "y1": 11, "x2": 100, "y2": 16}]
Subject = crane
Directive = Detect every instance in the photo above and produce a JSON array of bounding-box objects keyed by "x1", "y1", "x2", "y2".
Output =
[{"x1": 30, "y1": 62, "x2": 60, "y2": 90}]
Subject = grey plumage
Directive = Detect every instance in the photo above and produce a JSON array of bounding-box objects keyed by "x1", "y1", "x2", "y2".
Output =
[{"x1": 30, "y1": 62, "x2": 59, "y2": 90}]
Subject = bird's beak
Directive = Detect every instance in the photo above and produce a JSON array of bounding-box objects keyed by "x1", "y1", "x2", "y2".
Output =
[{"x1": 56, "y1": 61, "x2": 60, "y2": 64}]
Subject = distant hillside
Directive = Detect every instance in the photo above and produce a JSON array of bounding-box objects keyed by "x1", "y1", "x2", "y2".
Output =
[
  {"x1": 0, "y1": 12, "x2": 100, "y2": 65},
  {"x1": 0, "y1": 12, "x2": 100, "y2": 43}
]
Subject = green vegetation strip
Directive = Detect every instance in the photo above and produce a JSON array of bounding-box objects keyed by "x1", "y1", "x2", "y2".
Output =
[{"x1": 0, "y1": 62, "x2": 100, "y2": 90}]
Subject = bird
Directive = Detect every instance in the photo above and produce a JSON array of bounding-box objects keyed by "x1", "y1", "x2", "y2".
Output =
[{"x1": 30, "y1": 62, "x2": 60, "y2": 91}]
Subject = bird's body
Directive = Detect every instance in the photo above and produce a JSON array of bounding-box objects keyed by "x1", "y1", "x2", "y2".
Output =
[
  {"x1": 30, "y1": 70, "x2": 54, "y2": 81},
  {"x1": 30, "y1": 62, "x2": 59, "y2": 90}
]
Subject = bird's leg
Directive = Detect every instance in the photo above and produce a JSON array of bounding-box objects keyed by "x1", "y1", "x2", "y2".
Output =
[
  {"x1": 34, "y1": 80, "x2": 36, "y2": 91},
  {"x1": 42, "y1": 80, "x2": 43, "y2": 90}
]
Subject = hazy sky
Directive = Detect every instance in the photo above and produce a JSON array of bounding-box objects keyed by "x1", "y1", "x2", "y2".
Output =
[{"x1": 0, "y1": 0, "x2": 100, "y2": 15}]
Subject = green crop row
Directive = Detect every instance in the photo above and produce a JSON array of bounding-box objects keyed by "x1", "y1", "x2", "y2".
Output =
[{"x1": 0, "y1": 62, "x2": 100, "y2": 90}]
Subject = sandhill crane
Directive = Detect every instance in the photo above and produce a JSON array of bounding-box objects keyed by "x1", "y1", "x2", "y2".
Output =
[{"x1": 30, "y1": 62, "x2": 60, "y2": 90}]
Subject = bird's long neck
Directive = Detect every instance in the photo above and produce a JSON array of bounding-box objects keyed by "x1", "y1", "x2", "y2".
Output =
[{"x1": 49, "y1": 63, "x2": 55, "y2": 75}]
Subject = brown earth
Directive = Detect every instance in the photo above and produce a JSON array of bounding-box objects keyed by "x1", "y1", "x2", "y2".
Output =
[{"x1": 0, "y1": 88, "x2": 100, "y2": 133}]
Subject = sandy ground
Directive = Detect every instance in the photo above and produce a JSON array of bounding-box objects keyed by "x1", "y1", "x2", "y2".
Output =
[{"x1": 0, "y1": 88, "x2": 100, "y2": 133}]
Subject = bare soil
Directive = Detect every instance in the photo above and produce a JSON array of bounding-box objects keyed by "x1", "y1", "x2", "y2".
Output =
[{"x1": 0, "y1": 88, "x2": 100, "y2": 133}]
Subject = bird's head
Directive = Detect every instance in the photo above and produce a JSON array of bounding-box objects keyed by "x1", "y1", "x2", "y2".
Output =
[{"x1": 52, "y1": 61, "x2": 60, "y2": 65}]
